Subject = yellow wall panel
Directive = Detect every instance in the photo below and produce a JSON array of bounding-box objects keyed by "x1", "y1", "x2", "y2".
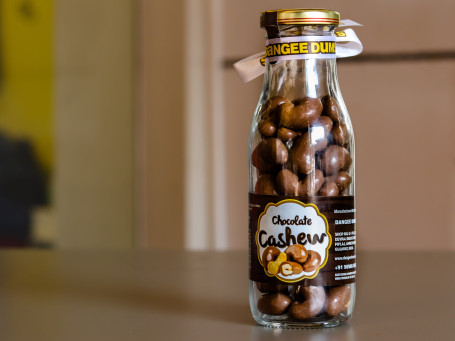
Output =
[{"x1": 0, "y1": 0, "x2": 53, "y2": 172}]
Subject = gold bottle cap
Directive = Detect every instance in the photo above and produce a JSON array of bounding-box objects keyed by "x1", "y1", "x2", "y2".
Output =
[{"x1": 260, "y1": 9, "x2": 340, "y2": 27}]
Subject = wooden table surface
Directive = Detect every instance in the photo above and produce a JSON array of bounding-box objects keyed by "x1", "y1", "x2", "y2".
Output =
[{"x1": 0, "y1": 250, "x2": 453, "y2": 340}]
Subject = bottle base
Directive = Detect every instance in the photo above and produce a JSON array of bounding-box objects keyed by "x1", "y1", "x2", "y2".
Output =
[{"x1": 253, "y1": 314, "x2": 351, "y2": 329}]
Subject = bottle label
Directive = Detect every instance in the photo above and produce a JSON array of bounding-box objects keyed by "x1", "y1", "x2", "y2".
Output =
[
  {"x1": 266, "y1": 36, "x2": 337, "y2": 63},
  {"x1": 249, "y1": 193, "x2": 356, "y2": 286}
]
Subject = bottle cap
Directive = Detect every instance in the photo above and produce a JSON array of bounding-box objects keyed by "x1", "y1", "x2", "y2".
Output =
[{"x1": 260, "y1": 9, "x2": 340, "y2": 28}]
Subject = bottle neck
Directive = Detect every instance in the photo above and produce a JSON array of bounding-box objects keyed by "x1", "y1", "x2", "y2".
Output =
[
  {"x1": 263, "y1": 25, "x2": 339, "y2": 100},
  {"x1": 264, "y1": 58, "x2": 339, "y2": 100}
]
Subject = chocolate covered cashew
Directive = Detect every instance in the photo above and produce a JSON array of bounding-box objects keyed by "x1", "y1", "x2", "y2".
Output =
[
  {"x1": 322, "y1": 95, "x2": 341, "y2": 122},
  {"x1": 258, "y1": 96, "x2": 291, "y2": 138},
  {"x1": 302, "y1": 250, "x2": 321, "y2": 272},
  {"x1": 285, "y1": 244, "x2": 308, "y2": 264},
  {"x1": 255, "y1": 174, "x2": 278, "y2": 195},
  {"x1": 325, "y1": 171, "x2": 352, "y2": 193},
  {"x1": 258, "y1": 119, "x2": 277, "y2": 137},
  {"x1": 279, "y1": 97, "x2": 323, "y2": 130},
  {"x1": 263, "y1": 96, "x2": 290, "y2": 113},
  {"x1": 332, "y1": 122, "x2": 349, "y2": 146},
  {"x1": 318, "y1": 182, "x2": 339, "y2": 196},
  {"x1": 276, "y1": 169, "x2": 299, "y2": 195},
  {"x1": 258, "y1": 292, "x2": 292, "y2": 315},
  {"x1": 311, "y1": 116, "x2": 333, "y2": 137},
  {"x1": 262, "y1": 246, "x2": 281, "y2": 267},
  {"x1": 292, "y1": 132, "x2": 327, "y2": 175},
  {"x1": 252, "y1": 138, "x2": 288, "y2": 172},
  {"x1": 277, "y1": 127, "x2": 298, "y2": 142},
  {"x1": 267, "y1": 252, "x2": 287, "y2": 275},
  {"x1": 289, "y1": 286, "x2": 326, "y2": 320},
  {"x1": 320, "y1": 145, "x2": 352, "y2": 175},
  {"x1": 326, "y1": 285, "x2": 351, "y2": 316},
  {"x1": 298, "y1": 169, "x2": 325, "y2": 196},
  {"x1": 279, "y1": 261, "x2": 303, "y2": 276}
]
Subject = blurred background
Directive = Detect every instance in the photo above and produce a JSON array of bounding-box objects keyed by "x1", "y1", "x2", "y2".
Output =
[{"x1": 1, "y1": 0, "x2": 454, "y2": 251}]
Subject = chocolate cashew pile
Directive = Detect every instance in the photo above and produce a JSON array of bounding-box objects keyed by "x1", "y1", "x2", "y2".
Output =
[
  {"x1": 256, "y1": 283, "x2": 351, "y2": 319},
  {"x1": 252, "y1": 95, "x2": 352, "y2": 197},
  {"x1": 252, "y1": 95, "x2": 353, "y2": 320}
]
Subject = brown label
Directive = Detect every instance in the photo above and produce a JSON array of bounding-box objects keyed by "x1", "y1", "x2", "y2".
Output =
[{"x1": 249, "y1": 193, "x2": 356, "y2": 286}]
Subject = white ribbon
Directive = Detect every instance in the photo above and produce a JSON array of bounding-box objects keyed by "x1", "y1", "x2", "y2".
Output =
[
  {"x1": 234, "y1": 20, "x2": 363, "y2": 83},
  {"x1": 334, "y1": 28, "x2": 363, "y2": 58}
]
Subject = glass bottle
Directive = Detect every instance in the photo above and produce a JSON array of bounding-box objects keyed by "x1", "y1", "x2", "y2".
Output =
[{"x1": 248, "y1": 9, "x2": 356, "y2": 328}]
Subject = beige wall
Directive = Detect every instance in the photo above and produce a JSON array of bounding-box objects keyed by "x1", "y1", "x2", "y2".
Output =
[
  {"x1": 339, "y1": 61, "x2": 455, "y2": 250},
  {"x1": 222, "y1": 0, "x2": 455, "y2": 250},
  {"x1": 48, "y1": 0, "x2": 455, "y2": 250},
  {"x1": 137, "y1": 0, "x2": 185, "y2": 249},
  {"x1": 55, "y1": 0, "x2": 134, "y2": 248},
  {"x1": 139, "y1": 0, "x2": 229, "y2": 250},
  {"x1": 141, "y1": 0, "x2": 455, "y2": 251}
]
